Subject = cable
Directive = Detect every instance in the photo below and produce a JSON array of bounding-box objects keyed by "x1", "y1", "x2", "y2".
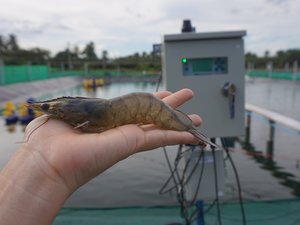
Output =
[
  {"x1": 211, "y1": 140, "x2": 223, "y2": 225},
  {"x1": 188, "y1": 148, "x2": 205, "y2": 205},
  {"x1": 162, "y1": 146, "x2": 205, "y2": 195},
  {"x1": 159, "y1": 147, "x2": 180, "y2": 195},
  {"x1": 155, "y1": 74, "x2": 225, "y2": 225},
  {"x1": 187, "y1": 148, "x2": 206, "y2": 222},
  {"x1": 160, "y1": 145, "x2": 198, "y2": 195},
  {"x1": 221, "y1": 138, "x2": 247, "y2": 225},
  {"x1": 155, "y1": 71, "x2": 191, "y2": 224},
  {"x1": 175, "y1": 145, "x2": 191, "y2": 225},
  {"x1": 161, "y1": 146, "x2": 189, "y2": 223},
  {"x1": 160, "y1": 143, "x2": 225, "y2": 225}
]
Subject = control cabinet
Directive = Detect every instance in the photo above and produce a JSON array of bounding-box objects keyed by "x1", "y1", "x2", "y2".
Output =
[{"x1": 162, "y1": 30, "x2": 246, "y2": 137}]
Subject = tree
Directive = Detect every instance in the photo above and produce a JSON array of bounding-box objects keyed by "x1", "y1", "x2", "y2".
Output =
[
  {"x1": 7, "y1": 34, "x2": 19, "y2": 51},
  {"x1": 82, "y1": 42, "x2": 98, "y2": 61},
  {"x1": 51, "y1": 48, "x2": 70, "y2": 69},
  {"x1": 28, "y1": 48, "x2": 50, "y2": 63},
  {"x1": 0, "y1": 35, "x2": 6, "y2": 54},
  {"x1": 72, "y1": 45, "x2": 80, "y2": 60},
  {"x1": 264, "y1": 50, "x2": 270, "y2": 59}
]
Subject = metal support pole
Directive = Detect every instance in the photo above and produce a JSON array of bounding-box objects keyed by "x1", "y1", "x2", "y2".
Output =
[
  {"x1": 284, "y1": 62, "x2": 289, "y2": 72},
  {"x1": 0, "y1": 58, "x2": 5, "y2": 85},
  {"x1": 61, "y1": 62, "x2": 65, "y2": 73},
  {"x1": 117, "y1": 63, "x2": 120, "y2": 76},
  {"x1": 27, "y1": 61, "x2": 32, "y2": 81},
  {"x1": 67, "y1": 42, "x2": 73, "y2": 70},
  {"x1": 266, "y1": 120, "x2": 275, "y2": 160},
  {"x1": 47, "y1": 62, "x2": 51, "y2": 79},
  {"x1": 196, "y1": 200, "x2": 204, "y2": 225},
  {"x1": 84, "y1": 63, "x2": 89, "y2": 77},
  {"x1": 245, "y1": 111, "x2": 252, "y2": 144},
  {"x1": 293, "y1": 61, "x2": 298, "y2": 81},
  {"x1": 267, "y1": 61, "x2": 273, "y2": 78}
]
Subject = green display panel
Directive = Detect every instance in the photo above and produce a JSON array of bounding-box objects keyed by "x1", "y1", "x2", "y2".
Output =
[{"x1": 182, "y1": 57, "x2": 228, "y2": 76}]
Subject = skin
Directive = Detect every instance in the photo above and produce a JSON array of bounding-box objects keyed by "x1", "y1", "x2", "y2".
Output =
[{"x1": 0, "y1": 88, "x2": 202, "y2": 225}]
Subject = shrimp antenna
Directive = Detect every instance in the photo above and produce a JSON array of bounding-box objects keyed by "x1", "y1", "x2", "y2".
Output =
[
  {"x1": 16, "y1": 116, "x2": 50, "y2": 144},
  {"x1": 188, "y1": 128, "x2": 220, "y2": 148}
]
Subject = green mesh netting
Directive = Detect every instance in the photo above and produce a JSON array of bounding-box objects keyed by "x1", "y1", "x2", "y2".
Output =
[
  {"x1": 247, "y1": 70, "x2": 300, "y2": 80},
  {"x1": 54, "y1": 199, "x2": 300, "y2": 225}
]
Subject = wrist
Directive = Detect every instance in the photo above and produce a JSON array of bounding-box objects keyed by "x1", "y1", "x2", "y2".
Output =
[{"x1": 0, "y1": 147, "x2": 70, "y2": 225}]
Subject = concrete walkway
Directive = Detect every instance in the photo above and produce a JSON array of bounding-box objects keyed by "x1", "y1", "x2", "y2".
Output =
[{"x1": 0, "y1": 77, "x2": 81, "y2": 108}]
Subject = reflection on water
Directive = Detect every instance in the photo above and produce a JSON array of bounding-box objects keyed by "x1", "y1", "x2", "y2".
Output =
[
  {"x1": 41, "y1": 82, "x2": 158, "y2": 100},
  {"x1": 241, "y1": 78, "x2": 300, "y2": 198},
  {"x1": 240, "y1": 140, "x2": 300, "y2": 197}
]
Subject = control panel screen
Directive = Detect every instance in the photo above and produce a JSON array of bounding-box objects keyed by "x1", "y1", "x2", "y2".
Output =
[{"x1": 182, "y1": 57, "x2": 228, "y2": 76}]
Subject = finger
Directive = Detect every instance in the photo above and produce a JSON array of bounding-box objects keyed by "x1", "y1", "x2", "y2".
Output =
[
  {"x1": 139, "y1": 129, "x2": 199, "y2": 151},
  {"x1": 154, "y1": 91, "x2": 172, "y2": 99},
  {"x1": 155, "y1": 89, "x2": 202, "y2": 126},
  {"x1": 162, "y1": 88, "x2": 194, "y2": 108},
  {"x1": 189, "y1": 114, "x2": 202, "y2": 127}
]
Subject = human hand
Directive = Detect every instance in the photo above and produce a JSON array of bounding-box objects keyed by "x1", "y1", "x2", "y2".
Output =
[
  {"x1": 23, "y1": 88, "x2": 202, "y2": 190},
  {"x1": 0, "y1": 88, "x2": 201, "y2": 225}
]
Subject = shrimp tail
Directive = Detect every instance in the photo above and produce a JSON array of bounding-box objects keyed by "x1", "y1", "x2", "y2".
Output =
[{"x1": 188, "y1": 128, "x2": 220, "y2": 149}]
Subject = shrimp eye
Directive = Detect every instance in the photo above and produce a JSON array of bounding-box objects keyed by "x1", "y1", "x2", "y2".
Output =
[{"x1": 41, "y1": 103, "x2": 50, "y2": 111}]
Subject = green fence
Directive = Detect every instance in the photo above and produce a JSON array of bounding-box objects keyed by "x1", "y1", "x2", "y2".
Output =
[
  {"x1": 0, "y1": 65, "x2": 158, "y2": 86},
  {"x1": 1, "y1": 65, "x2": 49, "y2": 84},
  {"x1": 247, "y1": 70, "x2": 300, "y2": 80},
  {"x1": 0, "y1": 65, "x2": 82, "y2": 85}
]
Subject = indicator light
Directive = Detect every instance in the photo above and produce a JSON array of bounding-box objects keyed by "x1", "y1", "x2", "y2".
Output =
[{"x1": 182, "y1": 58, "x2": 188, "y2": 64}]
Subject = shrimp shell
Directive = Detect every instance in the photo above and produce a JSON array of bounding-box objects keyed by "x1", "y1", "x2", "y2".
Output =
[{"x1": 28, "y1": 92, "x2": 218, "y2": 148}]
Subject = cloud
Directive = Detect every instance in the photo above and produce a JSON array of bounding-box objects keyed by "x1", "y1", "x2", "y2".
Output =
[
  {"x1": 0, "y1": 0, "x2": 299, "y2": 56},
  {"x1": 266, "y1": 0, "x2": 289, "y2": 5},
  {"x1": 0, "y1": 17, "x2": 72, "y2": 36},
  {"x1": 229, "y1": 8, "x2": 241, "y2": 15}
]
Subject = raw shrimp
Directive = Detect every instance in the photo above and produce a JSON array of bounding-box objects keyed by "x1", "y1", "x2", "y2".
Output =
[{"x1": 28, "y1": 92, "x2": 218, "y2": 148}]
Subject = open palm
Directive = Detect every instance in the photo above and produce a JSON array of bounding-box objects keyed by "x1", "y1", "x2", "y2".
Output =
[{"x1": 22, "y1": 89, "x2": 201, "y2": 192}]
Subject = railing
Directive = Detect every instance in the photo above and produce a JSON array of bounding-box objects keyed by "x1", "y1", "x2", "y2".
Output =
[{"x1": 245, "y1": 103, "x2": 300, "y2": 157}]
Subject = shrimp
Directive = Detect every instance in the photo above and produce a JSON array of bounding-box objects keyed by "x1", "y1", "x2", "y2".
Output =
[{"x1": 28, "y1": 92, "x2": 218, "y2": 148}]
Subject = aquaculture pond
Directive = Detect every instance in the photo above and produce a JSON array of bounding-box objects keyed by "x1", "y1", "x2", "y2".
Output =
[{"x1": 1, "y1": 78, "x2": 300, "y2": 210}]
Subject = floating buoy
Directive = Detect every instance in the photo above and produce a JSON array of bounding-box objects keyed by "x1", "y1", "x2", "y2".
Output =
[
  {"x1": 95, "y1": 78, "x2": 105, "y2": 86},
  {"x1": 3, "y1": 101, "x2": 16, "y2": 117},
  {"x1": 3, "y1": 98, "x2": 42, "y2": 133},
  {"x1": 83, "y1": 78, "x2": 105, "y2": 89},
  {"x1": 3, "y1": 101, "x2": 18, "y2": 133},
  {"x1": 19, "y1": 99, "x2": 35, "y2": 126}
]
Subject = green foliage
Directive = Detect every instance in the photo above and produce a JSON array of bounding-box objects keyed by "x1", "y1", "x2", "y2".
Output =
[
  {"x1": 4, "y1": 33, "x2": 299, "y2": 73},
  {"x1": 0, "y1": 33, "x2": 161, "y2": 72},
  {"x1": 0, "y1": 34, "x2": 50, "y2": 65},
  {"x1": 114, "y1": 51, "x2": 161, "y2": 71},
  {"x1": 81, "y1": 42, "x2": 98, "y2": 61}
]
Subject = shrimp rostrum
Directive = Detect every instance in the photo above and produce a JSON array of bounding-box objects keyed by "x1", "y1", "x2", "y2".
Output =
[{"x1": 28, "y1": 92, "x2": 217, "y2": 148}]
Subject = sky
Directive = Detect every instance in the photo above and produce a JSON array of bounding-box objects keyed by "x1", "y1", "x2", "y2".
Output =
[{"x1": 0, "y1": 0, "x2": 299, "y2": 57}]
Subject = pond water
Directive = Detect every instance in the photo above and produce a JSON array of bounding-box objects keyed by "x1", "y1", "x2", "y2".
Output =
[{"x1": 1, "y1": 78, "x2": 300, "y2": 207}]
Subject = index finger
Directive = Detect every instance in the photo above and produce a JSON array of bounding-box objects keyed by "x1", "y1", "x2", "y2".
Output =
[{"x1": 159, "y1": 88, "x2": 202, "y2": 126}]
